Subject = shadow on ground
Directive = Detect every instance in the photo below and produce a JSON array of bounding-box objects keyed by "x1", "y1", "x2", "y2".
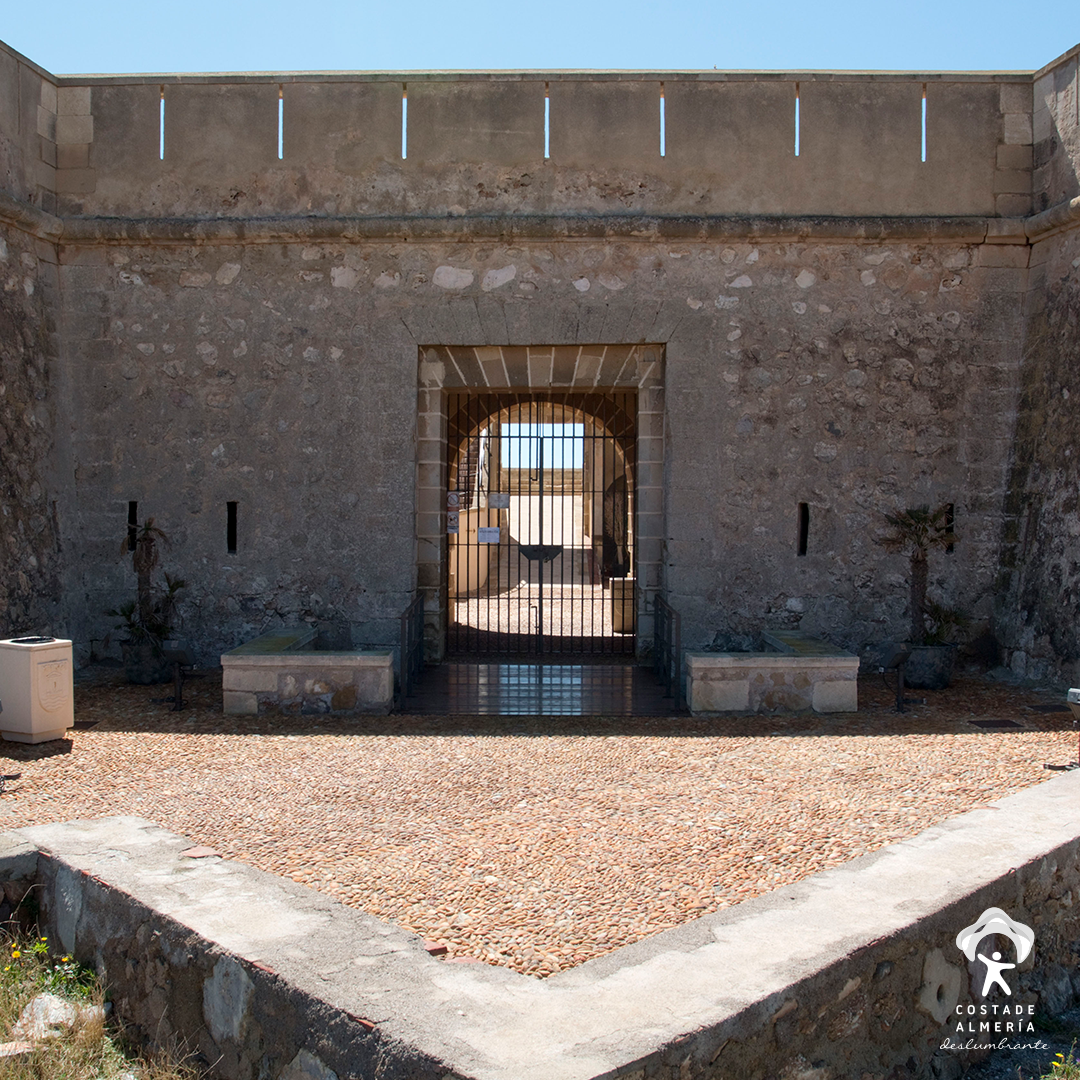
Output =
[{"x1": 32, "y1": 663, "x2": 1077, "y2": 749}]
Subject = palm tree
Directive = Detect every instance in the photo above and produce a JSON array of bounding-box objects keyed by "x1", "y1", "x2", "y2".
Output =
[
  {"x1": 123, "y1": 518, "x2": 169, "y2": 630},
  {"x1": 879, "y1": 504, "x2": 957, "y2": 644}
]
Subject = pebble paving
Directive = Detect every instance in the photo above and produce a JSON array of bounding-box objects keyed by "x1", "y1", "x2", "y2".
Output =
[{"x1": 0, "y1": 666, "x2": 1073, "y2": 979}]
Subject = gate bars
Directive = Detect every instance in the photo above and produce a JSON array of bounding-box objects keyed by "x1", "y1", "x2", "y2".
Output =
[
  {"x1": 653, "y1": 594, "x2": 683, "y2": 709},
  {"x1": 446, "y1": 390, "x2": 636, "y2": 657}
]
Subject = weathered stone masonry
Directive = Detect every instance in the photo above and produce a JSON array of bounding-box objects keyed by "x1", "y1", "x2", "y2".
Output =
[{"x1": 0, "y1": 39, "x2": 1078, "y2": 679}]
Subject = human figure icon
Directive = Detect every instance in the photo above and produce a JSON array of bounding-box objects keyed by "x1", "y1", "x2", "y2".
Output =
[{"x1": 977, "y1": 950, "x2": 1015, "y2": 996}]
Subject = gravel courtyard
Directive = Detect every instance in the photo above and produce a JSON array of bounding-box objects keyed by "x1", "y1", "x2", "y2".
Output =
[{"x1": 0, "y1": 666, "x2": 1074, "y2": 978}]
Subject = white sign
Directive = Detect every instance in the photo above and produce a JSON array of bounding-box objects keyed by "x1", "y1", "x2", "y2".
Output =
[
  {"x1": 477, "y1": 527, "x2": 501, "y2": 544},
  {"x1": 446, "y1": 511, "x2": 459, "y2": 535},
  {"x1": 489, "y1": 493, "x2": 511, "y2": 509},
  {"x1": 447, "y1": 492, "x2": 460, "y2": 508}
]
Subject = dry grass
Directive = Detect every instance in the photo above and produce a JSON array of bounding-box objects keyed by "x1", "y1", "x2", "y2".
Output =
[{"x1": 0, "y1": 936, "x2": 202, "y2": 1080}]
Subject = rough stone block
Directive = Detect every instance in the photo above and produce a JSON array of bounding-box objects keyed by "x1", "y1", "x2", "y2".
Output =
[
  {"x1": 984, "y1": 217, "x2": 1027, "y2": 241},
  {"x1": 57, "y1": 85, "x2": 92, "y2": 115},
  {"x1": 812, "y1": 679, "x2": 859, "y2": 713},
  {"x1": 977, "y1": 239, "x2": 1030, "y2": 267},
  {"x1": 993, "y1": 169, "x2": 1031, "y2": 194},
  {"x1": 1032, "y1": 105, "x2": 1054, "y2": 143},
  {"x1": 222, "y1": 667, "x2": 278, "y2": 693},
  {"x1": 55, "y1": 113, "x2": 93, "y2": 144},
  {"x1": 222, "y1": 691, "x2": 258, "y2": 715},
  {"x1": 38, "y1": 78, "x2": 57, "y2": 114},
  {"x1": 355, "y1": 665, "x2": 393, "y2": 710},
  {"x1": 36, "y1": 105, "x2": 56, "y2": 141},
  {"x1": 999, "y1": 83, "x2": 1033, "y2": 115},
  {"x1": 31, "y1": 158, "x2": 56, "y2": 190},
  {"x1": 56, "y1": 143, "x2": 90, "y2": 170},
  {"x1": 1003, "y1": 113, "x2": 1033, "y2": 145},
  {"x1": 996, "y1": 144, "x2": 1032, "y2": 170},
  {"x1": 691, "y1": 676, "x2": 750, "y2": 714}
]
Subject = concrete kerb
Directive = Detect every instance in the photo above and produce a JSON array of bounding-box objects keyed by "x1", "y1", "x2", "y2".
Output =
[{"x1": 0, "y1": 771, "x2": 1077, "y2": 1080}]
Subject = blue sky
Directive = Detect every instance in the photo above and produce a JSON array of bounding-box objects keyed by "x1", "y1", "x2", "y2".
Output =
[{"x1": 3, "y1": 1, "x2": 1078, "y2": 76}]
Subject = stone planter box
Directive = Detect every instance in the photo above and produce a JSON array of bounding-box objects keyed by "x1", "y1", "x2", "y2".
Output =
[
  {"x1": 120, "y1": 642, "x2": 173, "y2": 685},
  {"x1": 685, "y1": 630, "x2": 859, "y2": 715},
  {"x1": 903, "y1": 644, "x2": 957, "y2": 690},
  {"x1": 221, "y1": 628, "x2": 393, "y2": 715}
]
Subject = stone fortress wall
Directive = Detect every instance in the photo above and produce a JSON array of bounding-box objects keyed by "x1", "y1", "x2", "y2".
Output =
[{"x1": 0, "y1": 36, "x2": 1078, "y2": 679}]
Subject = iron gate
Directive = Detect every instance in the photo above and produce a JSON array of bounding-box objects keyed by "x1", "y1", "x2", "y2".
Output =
[{"x1": 446, "y1": 390, "x2": 636, "y2": 657}]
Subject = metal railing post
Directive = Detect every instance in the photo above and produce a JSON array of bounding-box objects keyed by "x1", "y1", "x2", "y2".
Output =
[
  {"x1": 653, "y1": 595, "x2": 682, "y2": 710},
  {"x1": 399, "y1": 594, "x2": 425, "y2": 705}
]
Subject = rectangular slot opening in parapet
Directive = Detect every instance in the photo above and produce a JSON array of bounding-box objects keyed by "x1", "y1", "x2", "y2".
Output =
[
  {"x1": 227, "y1": 501, "x2": 238, "y2": 553},
  {"x1": 659, "y1": 84, "x2": 666, "y2": 157},
  {"x1": 159, "y1": 88, "x2": 165, "y2": 160},
  {"x1": 797, "y1": 502, "x2": 809, "y2": 556},
  {"x1": 921, "y1": 85, "x2": 927, "y2": 162},
  {"x1": 127, "y1": 501, "x2": 139, "y2": 552},
  {"x1": 945, "y1": 502, "x2": 955, "y2": 554},
  {"x1": 544, "y1": 84, "x2": 550, "y2": 160},
  {"x1": 278, "y1": 87, "x2": 284, "y2": 160},
  {"x1": 794, "y1": 83, "x2": 800, "y2": 157},
  {"x1": 401, "y1": 84, "x2": 408, "y2": 159}
]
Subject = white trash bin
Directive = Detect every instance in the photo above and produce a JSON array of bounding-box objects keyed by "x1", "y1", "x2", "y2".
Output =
[{"x1": 0, "y1": 637, "x2": 75, "y2": 743}]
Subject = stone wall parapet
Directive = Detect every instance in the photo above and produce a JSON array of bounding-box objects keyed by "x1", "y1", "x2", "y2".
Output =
[{"x1": 0, "y1": 35, "x2": 1058, "y2": 223}]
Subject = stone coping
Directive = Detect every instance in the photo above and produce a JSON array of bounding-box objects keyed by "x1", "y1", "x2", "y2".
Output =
[
  {"x1": 221, "y1": 628, "x2": 394, "y2": 714},
  {"x1": 761, "y1": 628, "x2": 858, "y2": 657},
  {"x1": 5, "y1": 187, "x2": 1077, "y2": 247},
  {"x1": 222, "y1": 650, "x2": 393, "y2": 667},
  {"x1": 222, "y1": 627, "x2": 316, "y2": 657},
  {"x1": 1, "y1": 190, "x2": 1067, "y2": 247},
  {"x1": 1, "y1": 771, "x2": 1077, "y2": 1080},
  {"x1": 686, "y1": 652, "x2": 860, "y2": 669}
]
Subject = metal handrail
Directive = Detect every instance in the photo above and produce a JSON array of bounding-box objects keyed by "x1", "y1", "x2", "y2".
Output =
[
  {"x1": 653, "y1": 595, "x2": 682, "y2": 710},
  {"x1": 399, "y1": 594, "x2": 425, "y2": 704}
]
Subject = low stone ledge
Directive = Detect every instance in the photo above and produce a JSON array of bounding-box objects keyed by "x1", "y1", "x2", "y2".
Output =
[
  {"x1": 221, "y1": 631, "x2": 393, "y2": 714},
  {"x1": 686, "y1": 634, "x2": 859, "y2": 714},
  {"x1": 0, "y1": 773, "x2": 1077, "y2": 1080}
]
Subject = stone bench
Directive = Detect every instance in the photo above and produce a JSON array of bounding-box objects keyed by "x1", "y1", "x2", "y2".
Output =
[
  {"x1": 221, "y1": 628, "x2": 394, "y2": 715},
  {"x1": 685, "y1": 629, "x2": 859, "y2": 715}
]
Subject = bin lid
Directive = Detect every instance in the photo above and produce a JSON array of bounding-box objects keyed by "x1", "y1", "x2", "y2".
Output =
[{"x1": 9, "y1": 637, "x2": 55, "y2": 645}]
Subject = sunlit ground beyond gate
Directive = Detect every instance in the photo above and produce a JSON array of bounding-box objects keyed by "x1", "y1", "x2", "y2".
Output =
[{"x1": 447, "y1": 392, "x2": 637, "y2": 657}]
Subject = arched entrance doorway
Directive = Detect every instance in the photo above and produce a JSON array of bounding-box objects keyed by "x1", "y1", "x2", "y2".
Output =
[
  {"x1": 413, "y1": 344, "x2": 667, "y2": 710},
  {"x1": 446, "y1": 390, "x2": 636, "y2": 657}
]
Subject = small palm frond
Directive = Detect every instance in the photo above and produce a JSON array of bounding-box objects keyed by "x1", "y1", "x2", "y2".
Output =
[{"x1": 879, "y1": 504, "x2": 957, "y2": 558}]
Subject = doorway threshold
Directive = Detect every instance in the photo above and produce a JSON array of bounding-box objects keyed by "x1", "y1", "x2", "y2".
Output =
[{"x1": 403, "y1": 661, "x2": 680, "y2": 716}]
